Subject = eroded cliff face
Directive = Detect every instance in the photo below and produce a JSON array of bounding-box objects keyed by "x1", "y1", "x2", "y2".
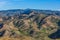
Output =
[{"x1": 0, "y1": 9, "x2": 60, "y2": 40}]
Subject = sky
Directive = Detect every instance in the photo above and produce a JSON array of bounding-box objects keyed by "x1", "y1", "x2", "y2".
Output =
[{"x1": 0, "y1": 0, "x2": 60, "y2": 10}]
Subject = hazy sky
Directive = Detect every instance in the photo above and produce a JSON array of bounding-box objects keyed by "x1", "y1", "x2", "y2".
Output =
[{"x1": 0, "y1": 0, "x2": 60, "y2": 10}]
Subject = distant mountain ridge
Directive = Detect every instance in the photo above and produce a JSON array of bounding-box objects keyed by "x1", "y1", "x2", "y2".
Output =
[{"x1": 0, "y1": 9, "x2": 60, "y2": 17}]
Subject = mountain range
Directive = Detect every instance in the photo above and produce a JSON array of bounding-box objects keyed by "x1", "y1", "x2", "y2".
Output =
[{"x1": 0, "y1": 9, "x2": 60, "y2": 40}]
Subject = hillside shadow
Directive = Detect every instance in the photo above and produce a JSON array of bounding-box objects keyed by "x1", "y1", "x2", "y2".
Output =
[
  {"x1": 48, "y1": 29, "x2": 60, "y2": 39},
  {"x1": 0, "y1": 31, "x2": 5, "y2": 37},
  {"x1": 0, "y1": 23, "x2": 3, "y2": 29}
]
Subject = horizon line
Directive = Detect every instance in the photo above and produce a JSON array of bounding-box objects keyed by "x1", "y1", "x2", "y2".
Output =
[{"x1": 0, "y1": 8, "x2": 60, "y2": 11}]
